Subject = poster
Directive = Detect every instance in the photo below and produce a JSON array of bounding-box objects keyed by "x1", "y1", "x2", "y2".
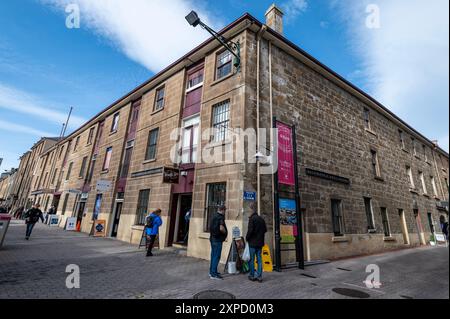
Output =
[
  {"x1": 49, "y1": 215, "x2": 59, "y2": 227},
  {"x1": 279, "y1": 198, "x2": 297, "y2": 243},
  {"x1": 277, "y1": 122, "x2": 295, "y2": 186},
  {"x1": 65, "y1": 217, "x2": 77, "y2": 231},
  {"x1": 93, "y1": 194, "x2": 102, "y2": 220},
  {"x1": 93, "y1": 220, "x2": 106, "y2": 237}
]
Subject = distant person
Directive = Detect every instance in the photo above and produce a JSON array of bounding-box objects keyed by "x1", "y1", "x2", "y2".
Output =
[
  {"x1": 183, "y1": 209, "x2": 192, "y2": 244},
  {"x1": 209, "y1": 205, "x2": 228, "y2": 280},
  {"x1": 14, "y1": 206, "x2": 24, "y2": 220},
  {"x1": 246, "y1": 207, "x2": 267, "y2": 283},
  {"x1": 145, "y1": 209, "x2": 163, "y2": 257},
  {"x1": 440, "y1": 215, "x2": 449, "y2": 241},
  {"x1": 45, "y1": 205, "x2": 56, "y2": 224},
  {"x1": 23, "y1": 204, "x2": 44, "y2": 240}
]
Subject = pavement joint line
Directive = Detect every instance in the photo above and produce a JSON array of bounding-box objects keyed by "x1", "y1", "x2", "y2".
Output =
[{"x1": 342, "y1": 282, "x2": 385, "y2": 295}]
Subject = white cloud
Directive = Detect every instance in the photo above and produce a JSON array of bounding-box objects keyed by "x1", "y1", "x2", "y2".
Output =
[
  {"x1": 282, "y1": 0, "x2": 308, "y2": 22},
  {"x1": 0, "y1": 119, "x2": 54, "y2": 137},
  {"x1": 336, "y1": 0, "x2": 449, "y2": 152},
  {"x1": 41, "y1": 0, "x2": 223, "y2": 72},
  {"x1": 0, "y1": 83, "x2": 86, "y2": 129}
]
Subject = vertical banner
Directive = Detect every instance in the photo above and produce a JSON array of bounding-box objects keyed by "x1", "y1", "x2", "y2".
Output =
[{"x1": 277, "y1": 122, "x2": 295, "y2": 186}]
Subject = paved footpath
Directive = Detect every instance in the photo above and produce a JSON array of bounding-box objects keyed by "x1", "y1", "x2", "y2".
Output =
[{"x1": 0, "y1": 219, "x2": 448, "y2": 299}]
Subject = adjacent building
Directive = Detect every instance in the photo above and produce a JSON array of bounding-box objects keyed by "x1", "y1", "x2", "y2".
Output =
[{"x1": 9, "y1": 6, "x2": 449, "y2": 266}]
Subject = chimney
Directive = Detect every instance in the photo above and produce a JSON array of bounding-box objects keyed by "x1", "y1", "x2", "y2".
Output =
[{"x1": 265, "y1": 4, "x2": 284, "y2": 34}]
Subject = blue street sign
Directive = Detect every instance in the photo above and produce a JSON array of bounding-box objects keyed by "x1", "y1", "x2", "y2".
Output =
[{"x1": 243, "y1": 191, "x2": 256, "y2": 201}]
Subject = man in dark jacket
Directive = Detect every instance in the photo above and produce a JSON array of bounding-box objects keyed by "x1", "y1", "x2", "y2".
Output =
[
  {"x1": 246, "y1": 209, "x2": 267, "y2": 282},
  {"x1": 24, "y1": 204, "x2": 44, "y2": 240},
  {"x1": 209, "y1": 205, "x2": 228, "y2": 280}
]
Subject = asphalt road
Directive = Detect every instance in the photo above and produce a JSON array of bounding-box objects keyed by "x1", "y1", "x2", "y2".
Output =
[{"x1": 0, "y1": 219, "x2": 448, "y2": 299}]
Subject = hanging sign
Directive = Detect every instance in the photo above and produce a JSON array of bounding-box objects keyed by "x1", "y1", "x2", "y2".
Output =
[
  {"x1": 277, "y1": 122, "x2": 295, "y2": 186},
  {"x1": 163, "y1": 167, "x2": 180, "y2": 184}
]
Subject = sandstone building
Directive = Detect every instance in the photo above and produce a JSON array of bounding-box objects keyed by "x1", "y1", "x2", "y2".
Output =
[{"x1": 10, "y1": 6, "x2": 449, "y2": 266}]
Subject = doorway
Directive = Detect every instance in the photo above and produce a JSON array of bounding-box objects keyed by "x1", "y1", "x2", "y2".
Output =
[
  {"x1": 413, "y1": 209, "x2": 425, "y2": 245},
  {"x1": 111, "y1": 201, "x2": 123, "y2": 238},
  {"x1": 168, "y1": 193, "x2": 192, "y2": 246},
  {"x1": 76, "y1": 201, "x2": 86, "y2": 232},
  {"x1": 398, "y1": 209, "x2": 410, "y2": 245}
]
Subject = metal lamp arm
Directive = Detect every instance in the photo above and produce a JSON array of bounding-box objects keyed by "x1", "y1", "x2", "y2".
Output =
[{"x1": 198, "y1": 21, "x2": 240, "y2": 61}]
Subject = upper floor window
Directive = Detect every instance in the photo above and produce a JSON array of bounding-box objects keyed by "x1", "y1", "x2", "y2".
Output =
[
  {"x1": 364, "y1": 197, "x2": 375, "y2": 231},
  {"x1": 399, "y1": 130, "x2": 405, "y2": 149},
  {"x1": 419, "y1": 171, "x2": 427, "y2": 195},
  {"x1": 87, "y1": 127, "x2": 95, "y2": 145},
  {"x1": 406, "y1": 165, "x2": 415, "y2": 189},
  {"x1": 216, "y1": 50, "x2": 232, "y2": 80},
  {"x1": 411, "y1": 137, "x2": 417, "y2": 156},
  {"x1": 154, "y1": 86, "x2": 165, "y2": 111},
  {"x1": 422, "y1": 145, "x2": 428, "y2": 162},
  {"x1": 363, "y1": 108, "x2": 371, "y2": 130},
  {"x1": 111, "y1": 113, "x2": 120, "y2": 133},
  {"x1": 79, "y1": 156, "x2": 88, "y2": 178},
  {"x1": 430, "y1": 176, "x2": 438, "y2": 197},
  {"x1": 74, "y1": 136, "x2": 80, "y2": 152},
  {"x1": 66, "y1": 162, "x2": 73, "y2": 181},
  {"x1": 145, "y1": 128, "x2": 159, "y2": 161},
  {"x1": 186, "y1": 69, "x2": 204, "y2": 91},
  {"x1": 212, "y1": 100, "x2": 230, "y2": 142},
  {"x1": 103, "y1": 147, "x2": 113, "y2": 171},
  {"x1": 370, "y1": 150, "x2": 381, "y2": 178}
]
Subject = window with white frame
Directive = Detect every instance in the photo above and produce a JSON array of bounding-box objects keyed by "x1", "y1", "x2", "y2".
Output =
[
  {"x1": 212, "y1": 100, "x2": 230, "y2": 142},
  {"x1": 431, "y1": 176, "x2": 438, "y2": 197},
  {"x1": 181, "y1": 115, "x2": 200, "y2": 164},
  {"x1": 406, "y1": 166, "x2": 415, "y2": 188},
  {"x1": 419, "y1": 171, "x2": 427, "y2": 195},
  {"x1": 216, "y1": 50, "x2": 232, "y2": 80},
  {"x1": 380, "y1": 207, "x2": 391, "y2": 237}
]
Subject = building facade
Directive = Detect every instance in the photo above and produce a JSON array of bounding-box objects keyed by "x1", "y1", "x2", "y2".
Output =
[{"x1": 9, "y1": 6, "x2": 449, "y2": 265}]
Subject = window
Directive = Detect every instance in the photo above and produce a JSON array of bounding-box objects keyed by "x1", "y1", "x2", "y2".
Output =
[
  {"x1": 135, "y1": 189, "x2": 150, "y2": 225},
  {"x1": 411, "y1": 137, "x2": 416, "y2": 155},
  {"x1": 61, "y1": 193, "x2": 70, "y2": 216},
  {"x1": 331, "y1": 199, "x2": 344, "y2": 236},
  {"x1": 205, "y1": 183, "x2": 227, "y2": 232},
  {"x1": 87, "y1": 127, "x2": 95, "y2": 145},
  {"x1": 181, "y1": 116, "x2": 200, "y2": 164},
  {"x1": 120, "y1": 146, "x2": 133, "y2": 178},
  {"x1": 216, "y1": 50, "x2": 232, "y2": 80},
  {"x1": 431, "y1": 176, "x2": 438, "y2": 197},
  {"x1": 380, "y1": 207, "x2": 391, "y2": 237},
  {"x1": 145, "y1": 129, "x2": 159, "y2": 161},
  {"x1": 399, "y1": 130, "x2": 405, "y2": 149},
  {"x1": 187, "y1": 69, "x2": 204, "y2": 90},
  {"x1": 419, "y1": 171, "x2": 427, "y2": 195},
  {"x1": 371, "y1": 150, "x2": 381, "y2": 178},
  {"x1": 58, "y1": 145, "x2": 65, "y2": 159},
  {"x1": 154, "y1": 86, "x2": 165, "y2": 111},
  {"x1": 212, "y1": 100, "x2": 230, "y2": 142},
  {"x1": 51, "y1": 168, "x2": 58, "y2": 185},
  {"x1": 42, "y1": 172, "x2": 48, "y2": 187},
  {"x1": 73, "y1": 136, "x2": 80, "y2": 152},
  {"x1": 111, "y1": 113, "x2": 120, "y2": 132},
  {"x1": 422, "y1": 145, "x2": 428, "y2": 162},
  {"x1": 103, "y1": 147, "x2": 113, "y2": 171},
  {"x1": 406, "y1": 166, "x2": 415, "y2": 188},
  {"x1": 363, "y1": 108, "x2": 371, "y2": 130},
  {"x1": 79, "y1": 156, "x2": 88, "y2": 178},
  {"x1": 66, "y1": 162, "x2": 73, "y2": 181},
  {"x1": 364, "y1": 197, "x2": 375, "y2": 231}
]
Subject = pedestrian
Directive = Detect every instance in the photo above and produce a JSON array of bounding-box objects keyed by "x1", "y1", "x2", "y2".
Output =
[
  {"x1": 209, "y1": 205, "x2": 228, "y2": 280},
  {"x1": 245, "y1": 206, "x2": 267, "y2": 283},
  {"x1": 439, "y1": 215, "x2": 449, "y2": 242},
  {"x1": 23, "y1": 204, "x2": 44, "y2": 240},
  {"x1": 15, "y1": 206, "x2": 24, "y2": 220},
  {"x1": 183, "y1": 209, "x2": 191, "y2": 244},
  {"x1": 145, "y1": 209, "x2": 163, "y2": 257}
]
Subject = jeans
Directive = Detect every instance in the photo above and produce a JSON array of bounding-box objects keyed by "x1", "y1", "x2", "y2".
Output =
[
  {"x1": 249, "y1": 247, "x2": 263, "y2": 278},
  {"x1": 209, "y1": 240, "x2": 223, "y2": 276},
  {"x1": 146, "y1": 235, "x2": 157, "y2": 254},
  {"x1": 25, "y1": 223, "x2": 35, "y2": 238}
]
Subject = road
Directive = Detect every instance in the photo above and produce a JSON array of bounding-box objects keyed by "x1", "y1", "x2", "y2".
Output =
[{"x1": 0, "y1": 219, "x2": 448, "y2": 299}]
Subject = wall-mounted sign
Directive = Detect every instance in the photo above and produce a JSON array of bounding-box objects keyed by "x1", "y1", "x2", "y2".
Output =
[
  {"x1": 93, "y1": 220, "x2": 106, "y2": 237},
  {"x1": 69, "y1": 189, "x2": 82, "y2": 194},
  {"x1": 277, "y1": 122, "x2": 295, "y2": 186},
  {"x1": 305, "y1": 168, "x2": 351, "y2": 185},
  {"x1": 80, "y1": 193, "x2": 89, "y2": 200},
  {"x1": 96, "y1": 180, "x2": 111, "y2": 193},
  {"x1": 131, "y1": 167, "x2": 163, "y2": 178},
  {"x1": 163, "y1": 167, "x2": 180, "y2": 184},
  {"x1": 65, "y1": 217, "x2": 77, "y2": 231},
  {"x1": 243, "y1": 191, "x2": 256, "y2": 201},
  {"x1": 279, "y1": 198, "x2": 297, "y2": 244}
]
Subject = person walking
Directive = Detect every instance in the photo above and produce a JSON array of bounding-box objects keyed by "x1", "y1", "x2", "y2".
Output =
[
  {"x1": 209, "y1": 205, "x2": 228, "y2": 280},
  {"x1": 45, "y1": 205, "x2": 56, "y2": 224},
  {"x1": 145, "y1": 209, "x2": 163, "y2": 257},
  {"x1": 440, "y1": 215, "x2": 449, "y2": 242},
  {"x1": 246, "y1": 208, "x2": 267, "y2": 283},
  {"x1": 183, "y1": 209, "x2": 191, "y2": 244},
  {"x1": 23, "y1": 204, "x2": 44, "y2": 240}
]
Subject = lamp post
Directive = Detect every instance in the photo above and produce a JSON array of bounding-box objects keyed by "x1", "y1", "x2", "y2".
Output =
[{"x1": 185, "y1": 11, "x2": 241, "y2": 71}]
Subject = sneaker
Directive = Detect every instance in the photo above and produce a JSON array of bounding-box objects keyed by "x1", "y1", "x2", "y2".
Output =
[
  {"x1": 248, "y1": 276, "x2": 256, "y2": 282},
  {"x1": 209, "y1": 274, "x2": 222, "y2": 280},
  {"x1": 146, "y1": 252, "x2": 153, "y2": 257},
  {"x1": 256, "y1": 277, "x2": 263, "y2": 283},
  {"x1": 215, "y1": 273, "x2": 224, "y2": 280}
]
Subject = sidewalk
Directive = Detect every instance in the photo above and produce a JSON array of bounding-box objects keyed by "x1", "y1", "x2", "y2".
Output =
[{"x1": 0, "y1": 219, "x2": 448, "y2": 299}]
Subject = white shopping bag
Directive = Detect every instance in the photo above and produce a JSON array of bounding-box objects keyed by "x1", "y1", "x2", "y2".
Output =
[{"x1": 242, "y1": 242, "x2": 251, "y2": 262}]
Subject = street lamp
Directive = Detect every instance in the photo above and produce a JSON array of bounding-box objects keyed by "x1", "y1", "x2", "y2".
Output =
[{"x1": 185, "y1": 10, "x2": 241, "y2": 71}]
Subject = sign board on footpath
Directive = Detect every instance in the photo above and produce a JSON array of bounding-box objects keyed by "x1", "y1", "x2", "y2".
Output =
[
  {"x1": 49, "y1": 215, "x2": 60, "y2": 227},
  {"x1": 65, "y1": 217, "x2": 77, "y2": 231}
]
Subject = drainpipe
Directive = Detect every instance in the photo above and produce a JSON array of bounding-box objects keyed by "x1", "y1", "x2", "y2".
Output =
[{"x1": 256, "y1": 25, "x2": 267, "y2": 216}]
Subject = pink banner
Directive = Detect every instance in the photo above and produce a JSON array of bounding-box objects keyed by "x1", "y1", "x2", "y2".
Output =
[{"x1": 277, "y1": 122, "x2": 295, "y2": 186}]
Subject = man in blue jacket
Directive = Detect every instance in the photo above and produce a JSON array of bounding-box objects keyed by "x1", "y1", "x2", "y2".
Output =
[{"x1": 145, "y1": 209, "x2": 163, "y2": 257}]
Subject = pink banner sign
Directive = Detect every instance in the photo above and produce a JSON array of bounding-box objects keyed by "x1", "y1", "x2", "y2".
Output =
[{"x1": 277, "y1": 122, "x2": 295, "y2": 186}]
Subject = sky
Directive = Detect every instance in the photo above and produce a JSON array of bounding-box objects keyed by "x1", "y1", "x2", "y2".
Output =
[{"x1": 0, "y1": 0, "x2": 448, "y2": 171}]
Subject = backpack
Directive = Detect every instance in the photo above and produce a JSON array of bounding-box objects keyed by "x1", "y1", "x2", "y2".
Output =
[{"x1": 146, "y1": 215, "x2": 155, "y2": 229}]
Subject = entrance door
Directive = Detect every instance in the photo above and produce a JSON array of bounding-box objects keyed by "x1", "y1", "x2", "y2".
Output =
[
  {"x1": 414, "y1": 209, "x2": 425, "y2": 245},
  {"x1": 175, "y1": 194, "x2": 193, "y2": 244},
  {"x1": 398, "y1": 209, "x2": 410, "y2": 245},
  {"x1": 111, "y1": 202, "x2": 123, "y2": 238},
  {"x1": 427, "y1": 212, "x2": 435, "y2": 235},
  {"x1": 76, "y1": 201, "x2": 86, "y2": 232}
]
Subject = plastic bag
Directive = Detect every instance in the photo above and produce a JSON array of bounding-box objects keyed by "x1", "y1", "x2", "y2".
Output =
[{"x1": 242, "y1": 243, "x2": 251, "y2": 262}]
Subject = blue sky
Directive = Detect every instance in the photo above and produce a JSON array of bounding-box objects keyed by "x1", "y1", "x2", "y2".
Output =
[{"x1": 0, "y1": 0, "x2": 448, "y2": 171}]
